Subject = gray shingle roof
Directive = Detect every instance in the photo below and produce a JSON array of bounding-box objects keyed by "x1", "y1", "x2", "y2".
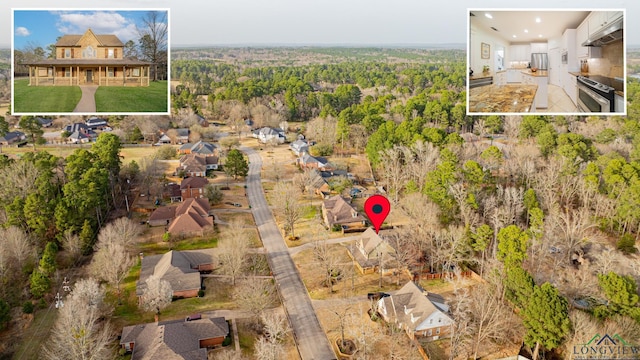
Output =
[{"x1": 136, "y1": 249, "x2": 215, "y2": 296}]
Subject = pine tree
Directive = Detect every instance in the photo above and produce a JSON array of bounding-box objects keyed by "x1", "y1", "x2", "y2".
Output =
[
  {"x1": 224, "y1": 149, "x2": 249, "y2": 180},
  {"x1": 521, "y1": 283, "x2": 571, "y2": 360}
]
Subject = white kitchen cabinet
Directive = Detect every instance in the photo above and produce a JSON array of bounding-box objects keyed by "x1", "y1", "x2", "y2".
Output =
[
  {"x1": 564, "y1": 73, "x2": 577, "y2": 106},
  {"x1": 507, "y1": 69, "x2": 522, "y2": 83},
  {"x1": 615, "y1": 94, "x2": 625, "y2": 113},
  {"x1": 548, "y1": 37, "x2": 561, "y2": 50},
  {"x1": 522, "y1": 72, "x2": 548, "y2": 109},
  {"x1": 576, "y1": 18, "x2": 602, "y2": 59},
  {"x1": 510, "y1": 44, "x2": 531, "y2": 62},
  {"x1": 530, "y1": 42, "x2": 548, "y2": 53},
  {"x1": 588, "y1": 11, "x2": 623, "y2": 37},
  {"x1": 562, "y1": 29, "x2": 579, "y2": 72}
]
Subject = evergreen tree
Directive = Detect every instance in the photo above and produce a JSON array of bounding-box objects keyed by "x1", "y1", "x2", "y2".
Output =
[
  {"x1": 224, "y1": 149, "x2": 248, "y2": 180},
  {"x1": 497, "y1": 225, "x2": 529, "y2": 267},
  {"x1": 29, "y1": 269, "x2": 50, "y2": 298},
  {"x1": 521, "y1": 283, "x2": 571, "y2": 360},
  {"x1": 504, "y1": 265, "x2": 535, "y2": 309},
  {"x1": 0, "y1": 299, "x2": 10, "y2": 330}
]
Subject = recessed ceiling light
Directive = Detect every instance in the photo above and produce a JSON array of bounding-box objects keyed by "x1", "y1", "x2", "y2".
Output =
[
  {"x1": 513, "y1": 35, "x2": 517, "y2": 38},
  {"x1": 485, "y1": 13, "x2": 493, "y2": 19},
  {"x1": 524, "y1": 29, "x2": 529, "y2": 33},
  {"x1": 539, "y1": 34, "x2": 543, "y2": 38},
  {"x1": 535, "y1": 17, "x2": 541, "y2": 23}
]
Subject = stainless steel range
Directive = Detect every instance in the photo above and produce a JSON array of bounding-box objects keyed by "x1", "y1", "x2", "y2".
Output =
[{"x1": 576, "y1": 75, "x2": 623, "y2": 113}]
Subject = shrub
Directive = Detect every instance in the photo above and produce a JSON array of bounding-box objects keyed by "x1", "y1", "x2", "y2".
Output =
[
  {"x1": 617, "y1": 234, "x2": 637, "y2": 254},
  {"x1": 0, "y1": 299, "x2": 10, "y2": 330},
  {"x1": 309, "y1": 143, "x2": 333, "y2": 156},
  {"x1": 197, "y1": 289, "x2": 205, "y2": 297},
  {"x1": 156, "y1": 145, "x2": 177, "y2": 160},
  {"x1": 22, "y1": 301, "x2": 34, "y2": 314},
  {"x1": 222, "y1": 335, "x2": 232, "y2": 347}
]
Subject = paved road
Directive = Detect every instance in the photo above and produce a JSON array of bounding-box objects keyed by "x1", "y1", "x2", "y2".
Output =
[
  {"x1": 73, "y1": 85, "x2": 98, "y2": 112},
  {"x1": 242, "y1": 146, "x2": 337, "y2": 360}
]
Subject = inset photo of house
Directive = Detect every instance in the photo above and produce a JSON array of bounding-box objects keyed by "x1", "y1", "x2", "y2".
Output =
[
  {"x1": 468, "y1": 9, "x2": 625, "y2": 115},
  {"x1": 12, "y1": 9, "x2": 170, "y2": 115}
]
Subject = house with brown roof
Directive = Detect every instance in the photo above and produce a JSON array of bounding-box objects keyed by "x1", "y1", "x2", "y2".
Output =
[
  {"x1": 377, "y1": 281, "x2": 453, "y2": 341},
  {"x1": 148, "y1": 198, "x2": 213, "y2": 236},
  {"x1": 181, "y1": 177, "x2": 209, "y2": 200},
  {"x1": 176, "y1": 154, "x2": 219, "y2": 178},
  {"x1": 347, "y1": 227, "x2": 395, "y2": 274},
  {"x1": 137, "y1": 249, "x2": 215, "y2": 299},
  {"x1": 23, "y1": 28, "x2": 151, "y2": 86},
  {"x1": 120, "y1": 316, "x2": 229, "y2": 359},
  {"x1": 321, "y1": 195, "x2": 367, "y2": 230}
]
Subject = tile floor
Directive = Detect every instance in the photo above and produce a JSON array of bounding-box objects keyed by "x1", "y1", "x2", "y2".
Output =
[{"x1": 539, "y1": 84, "x2": 578, "y2": 113}]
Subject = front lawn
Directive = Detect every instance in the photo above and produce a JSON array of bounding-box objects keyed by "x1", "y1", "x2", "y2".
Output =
[
  {"x1": 13, "y1": 79, "x2": 81, "y2": 112},
  {"x1": 94, "y1": 81, "x2": 168, "y2": 112}
]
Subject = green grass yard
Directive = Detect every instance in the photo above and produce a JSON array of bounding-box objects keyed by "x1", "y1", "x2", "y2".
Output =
[
  {"x1": 94, "y1": 81, "x2": 168, "y2": 112},
  {"x1": 13, "y1": 79, "x2": 81, "y2": 113}
]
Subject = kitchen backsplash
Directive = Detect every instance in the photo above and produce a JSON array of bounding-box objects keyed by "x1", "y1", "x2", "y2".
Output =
[
  {"x1": 585, "y1": 39, "x2": 623, "y2": 78},
  {"x1": 508, "y1": 61, "x2": 529, "y2": 69}
]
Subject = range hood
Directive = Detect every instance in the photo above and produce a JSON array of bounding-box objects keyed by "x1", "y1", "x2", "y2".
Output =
[{"x1": 582, "y1": 16, "x2": 623, "y2": 47}]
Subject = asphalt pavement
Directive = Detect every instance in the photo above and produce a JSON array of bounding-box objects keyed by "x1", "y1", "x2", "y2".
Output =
[{"x1": 241, "y1": 146, "x2": 337, "y2": 360}]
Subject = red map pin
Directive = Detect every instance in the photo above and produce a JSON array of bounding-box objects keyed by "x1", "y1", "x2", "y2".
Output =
[{"x1": 364, "y1": 194, "x2": 390, "y2": 234}]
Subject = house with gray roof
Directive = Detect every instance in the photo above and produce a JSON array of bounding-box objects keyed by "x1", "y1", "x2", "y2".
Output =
[
  {"x1": 252, "y1": 127, "x2": 285, "y2": 144},
  {"x1": 297, "y1": 153, "x2": 332, "y2": 171},
  {"x1": 377, "y1": 281, "x2": 453, "y2": 341},
  {"x1": 321, "y1": 195, "x2": 366, "y2": 230},
  {"x1": 137, "y1": 249, "x2": 215, "y2": 299},
  {"x1": 178, "y1": 140, "x2": 219, "y2": 156},
  {"x1": 347, "y1": 227, "x2": 395, "y2": 273},
  {"x1": 0, "y1": 131, "x2": 26, "y2": 145},
  {"x1": 289, "y1": 139, "x2": 309, "y2": 156},
  {"x1": 120, "y1": 316, "x2": 229, "y2": 359}
]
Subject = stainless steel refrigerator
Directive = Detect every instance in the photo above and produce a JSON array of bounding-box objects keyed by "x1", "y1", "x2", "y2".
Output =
[{"x1": 530, "y1": 53, "x2": 548, "y2": 70}]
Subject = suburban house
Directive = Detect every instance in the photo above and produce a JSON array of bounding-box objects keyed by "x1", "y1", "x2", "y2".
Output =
[
  {"x1": 347, "y1": 227, "x2": 395, "y2": 274},
  {"x1": 120, "y1": 316, "x2": 229, "y2": 359},
  {"x1": 168, "y1": 198, "x2": 214, "y2": 236},
  {"x1": 35, "y1": 117, "x2": 53, "y2": 128},
  {"x1": 195, "y1": 113, "x2": 209, "y2": 127},
  {"x1": 307, "y1": 169, "x2": 331, "y2": 197},
  {"x1": 148, "y1": 198, "x2": 213, "y2": 236},
  {"x1": 178, "y1": 140, "x2": 219, "y2": 156},
  {"x1": 0, "y1": 131, "x2": 26, "y2": 145},
  {"x1": 297, "y1": 153, "x2": 332, "y2": 171},
  {"x1": 157, "y1": 133, "x2": 172, "y2": 144},
  {"x1": 377, "y1": 281, "x2": 453, "y2": 341},
  {"x1": 176, "y1": 154, "x2": 219, "y2": 177},
  {"x1": 23, "y1": 28, "x2": 151, "y2": 86},
  {"x1": 180, "y1": 177, "x2": 209, "y2": 200},
  {"x1": 176, "y1": 128, "x2": 190, "y2": 144},
  {"x1": 64, "y1": 122, "x2": 97, "y2": 143},
  {"x1": 252, "y1": 127, "x2": 285, "y2": 144},
  {"x1": 321, "y1": 195, "x2": 367, "y2": 230},
  {"x1": 289, "y1": 139, "x2": 309, "y2": 156},
  {"x1": 137, "y1": 249, "x2": 216, "y2": 298},
  {"x1": 85, "y1": 117, "x2": 108, "y2": 130}
]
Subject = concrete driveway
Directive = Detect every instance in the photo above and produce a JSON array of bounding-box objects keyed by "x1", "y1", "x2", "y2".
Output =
[
  {"x1": 73, "y1": 85, "x2": 98, "y2": 112},
  {"x1": 242, "y1": 146, "x2": 337, "y2": 360}
]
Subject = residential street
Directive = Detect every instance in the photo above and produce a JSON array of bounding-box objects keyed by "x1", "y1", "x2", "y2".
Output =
[{"x1": 242, "y1": 146, "x2": 337, "y2": 360}]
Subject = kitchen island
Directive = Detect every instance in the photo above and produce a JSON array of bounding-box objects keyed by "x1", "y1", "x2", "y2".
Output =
[{"x1": 468, "y1": 84, "x2": 538, "y2": 113}]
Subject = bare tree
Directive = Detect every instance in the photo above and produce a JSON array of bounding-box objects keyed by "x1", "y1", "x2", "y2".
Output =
[
  {"x1": 2, "y1": 225, "x2": 34, "y2": 271},
  {"x1": 548, "y1": 207, "x2": 598, "y2": 261},
  {"x1": 97, "y1": 217, "x2": 141, "y2": 249},
  {"x1": 229, "y1": 103, "x2": 249, "y2": 138},
  {"x1": 138, "y1": 11, "x2": 168, "y2": 81},
  {"x1": 261, "y1": 310, "x2": 290, "y2": 344},
  {"x1": 306, "y1": 116, "x2": 337, "y2": 146},
  {"x1": 233, "y1": 278, "x2": 276, "y2": 318},
  {"x1": 386, "y1": 231, "x2": 420, "y2": 285},
  {"x1": 165, "y1": 128, "x2": 178, "y2": 144},
  {"x1": 90, "y1": 241, "x2": 133, "y2": 297},
  {"x1": 406, "y1": 140, "x2": 439, "y2": 193},
  {"x1": 448, "y1": 286, "x2": 474, "y2": 359},
  {"x1": 218, "y1": 221, "x2": 249, "y2": 285},
  {"x1": 348, "y1": 124, "x2": 368, "y2": 155},
  {"x1": 313, "y1": 240, "x2": 339, "y2": 293},
  {"x1": 272, "y1": 182, "x2": 303, "y2": 238},
  {"x1": 139, "y1": 275, "x2": 173, "y2": 316},
  {"x1": 61, "y1": 229, "x2": 83, "y2": 260},
  {"x1": 0, "y1": 160, "x2": 39, "y2": 204},
  {"x1": 378, "y1": 146, "x2": 408, "y2": 204},
  {"x1": 42, "y1": 278, "x2": 113, "y2": 360},
  {"x1": 254, "y1": 336, "x2": 285, "y2": 360}
]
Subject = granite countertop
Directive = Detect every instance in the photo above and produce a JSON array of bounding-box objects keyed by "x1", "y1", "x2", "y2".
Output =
[
  {"x1": 521, "y1": 69, "x2": 549, "y2": 77},
  {"x1": 470, "y1": 72, "x2": 493, "y2": 81},
  {"x1": 469, "y1": 84, "x2": 538, "y2": 113}
]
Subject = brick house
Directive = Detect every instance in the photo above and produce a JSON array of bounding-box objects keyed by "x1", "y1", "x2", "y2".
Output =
[
  {"x1": 136, "y1": 249, "x2": 216, "y2": 299},
  {"x1": 180, "y1": 177, "x2": 208, "y2": 200},
  {"x1": 321, "y1": 195, "x2": 367, "y2": 230},
  {"x1": 148, "y1": 198, "x2": 213, "y2": 236},
  {"x1": 120, "y1": 316, "x2": 229, "y2": 359},
  {"x1": 176, "y1": 154, "x2": 219, "y2": 178},
  {"x1": 23, "y1": 28, "x2": 151, "y2": 86}
]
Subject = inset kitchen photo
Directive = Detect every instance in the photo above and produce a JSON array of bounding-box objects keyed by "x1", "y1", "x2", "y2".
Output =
[
  {"x1": 468, "y1": 9, "x2": 625, "y2": 115},
  {"x1": 12, "y1": 9, "x2": 169, "y2": 115}
]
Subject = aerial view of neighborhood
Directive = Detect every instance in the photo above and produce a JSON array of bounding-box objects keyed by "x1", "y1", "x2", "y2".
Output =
[{"x1": 0, "y1": 2, "x2": 640, "y2": 360}]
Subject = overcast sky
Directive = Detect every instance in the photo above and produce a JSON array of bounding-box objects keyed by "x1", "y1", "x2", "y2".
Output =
[{"x1": 2, "y1": 0, "x2": 635, "y2": 48}]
